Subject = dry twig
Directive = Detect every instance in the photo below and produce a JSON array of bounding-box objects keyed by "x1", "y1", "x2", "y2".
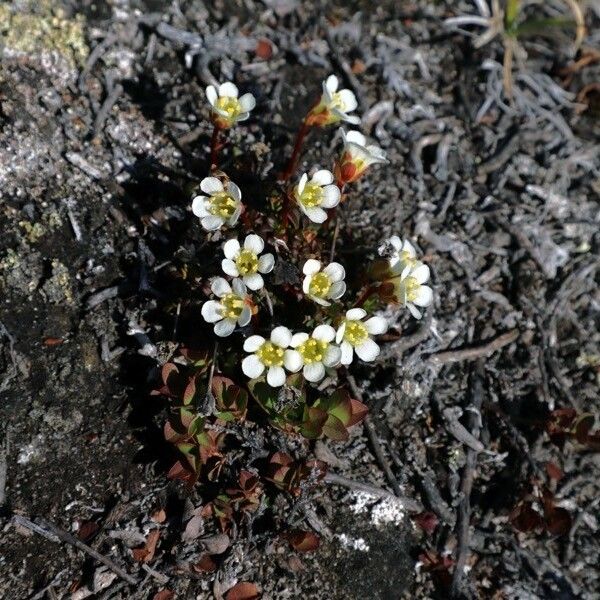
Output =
[{"x1": 429, "y1": 329, "x2": 518, "y2": 365}]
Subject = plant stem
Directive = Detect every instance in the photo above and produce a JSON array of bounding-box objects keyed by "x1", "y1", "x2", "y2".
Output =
[
  {"x1": 209, "y1": 124, "x2": 222, "y2": 170},
  {"x1": 280, "y1": 120, "x2": 310, "y2": 182}
]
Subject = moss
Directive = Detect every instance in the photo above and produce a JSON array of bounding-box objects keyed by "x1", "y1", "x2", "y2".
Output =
[{"x1": 0, "y1": 1, "x2": 88, "y2": 67}]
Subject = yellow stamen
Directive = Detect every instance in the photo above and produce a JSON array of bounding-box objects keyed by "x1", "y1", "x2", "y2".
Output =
[
  {"x1": 208, "y1": 192, "x2": 237, "y2": 219},
  {"x1": 215, "y1": 96, "x2": 242, "y2": 120},
  {"x1": 298, "y1": 182, "x2": 324, "y2": 208},
  {"x1": 220, "y1": 293, "x2": 244, "y2": 319},
  {"x1": 343, "y1": 320, "x2": 369, "y2": 347},
  {"x1": 256, "y1": 341, "x2": 284, "y2": 367},
  {"x1": 297, "y1": 338, "x2": 328, "y2": 364},
  {"x1": 309, "y1": 272, "x2": 332, "y2": 298},
  {"x1": 236, "y1": 249, "x2": 259, "y2": 275}
]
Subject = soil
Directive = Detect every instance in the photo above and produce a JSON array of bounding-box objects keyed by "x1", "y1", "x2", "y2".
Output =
[{"x1": 1, "y1": 1, "x2": 599, "y2": 599}]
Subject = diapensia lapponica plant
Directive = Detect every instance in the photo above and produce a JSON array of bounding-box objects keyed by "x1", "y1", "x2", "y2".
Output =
[{"x1": 158, "y1": 77, "x2": 433, "y2": 532}]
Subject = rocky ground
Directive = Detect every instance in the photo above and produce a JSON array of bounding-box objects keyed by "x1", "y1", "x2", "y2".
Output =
[{"x1": 1, "y1": 1, "x2": 599, "y2": 599}]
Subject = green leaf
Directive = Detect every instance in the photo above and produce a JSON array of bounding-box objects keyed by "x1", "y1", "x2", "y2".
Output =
[
  {"x1": 322, "y1": 414, "x2": 349, "y2": 441},
  {"x1": 514, "y1": 17, "x2": 576, "y2": 37},
  {"x1": 505, "y1": 0, "x2": 521, "y2": 32},
  {"x1": 183, "y1": 378, "x2": 196, "y2": 405},
  {"x1": 248, "y1": 379, "x2": 279, "y2": 414}
]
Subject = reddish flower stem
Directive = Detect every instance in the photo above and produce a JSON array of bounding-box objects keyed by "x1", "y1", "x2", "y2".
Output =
[
  {"x1": 280, "y1": 120, "x2": 310, "y2": 182},
  {"x1": 209, "y1": 124, "x2": 222, "y2": 171}
]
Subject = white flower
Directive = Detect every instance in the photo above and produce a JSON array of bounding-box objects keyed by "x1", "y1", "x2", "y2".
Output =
[
  {"x1": 335, "y1": 129, "x2": 388, "y2": 184},
  {"x1": 201, "y1": 277, "x2": 252, "y2": 337},
  {"x1": 242, "y1": 326, "x2": 301, "y2": 387},
  {"x1": 287, "y1": 325, "x2": 342, "y2": 382},
  {"x1": 294, "y1": 170, "x2": 341, "y2": 223},
  {"x1": 302, "y1": 259, "x2": 346, "y2": 306},
  {"x1": 382, "y1": 236, "x2": 419, "y2": 280},
  {"x1": 393, "y1": 262, "x2": 433, "y2": 320},
  {"x1": 221, "y1": 234, "x2": 275, "y2": 291},
  {"x1": 335, "y1": 308, "x2": 388, "y2": 365},
  {"x1": 192, "y1": 177, "x2": 243, "y2": 231},
  {"x1": 205, "y1": 82, "x2": 256, "y2": 128},
  {"x1": 306, "y1": 75, "x2": 360, "y2": 127}
]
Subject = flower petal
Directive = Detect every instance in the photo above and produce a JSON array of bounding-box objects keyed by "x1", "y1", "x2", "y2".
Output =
[
  {"x1": 355, "y1": 338, "x2": 380, "y2": 362},
  {"x1": 271, "y1": 326, "x2": 292, "y2": 348},
  {"x1": 257, "y1": 253, "x2": 275, "y2": 274},
  {"x1": 329, "y1": 281, "x2": 346, "y2": 300},
  {"x1": 402, "y1": 240, "x2": 417, "y2": 258},
  {"x1": 305, "y1": 207, "x2": 327, "y2": 223},
  {"x1": 200, "y1": 177, "x2": 224, "y2": 195},
  {"x1": 205, "y1": 85, "x2": 218, "y2": 106},
  {"x1": 344, "y1": 130, "x2": 366, "y2": 147},
  {"x1": 218, "y1": 82, "x2": 238, "y2": 98},
  {"x1": 227, "y1": 181, "x2": 242, "y2": 201},
  {"x1": 407, "y1": 303, "x2": 422, "y2": 319},
  {"x1": 312, "y1": 324, "x2": 335, "y2": 343},
  {"x1": 244, "y1": 234, "x2": 264, "y2": 254},
  {"x1": 325, "y1": 74, "x2": 338, "y2": 93},
  {"x1": 365, "y1": 316, "x2": 388, "y2": 335},
  {"x1": 243, "y1": 273, "x2": 263, "y2": 290},
  {"x1": 303, "y1": 362, "x2": 325, "y2": 382},
  {"x1": 284, "y1": 349, "x2": 303, "y2": 372},
  {"x1": 232, "y1": 278, "x2": 247, "y2": 296},
  {"x1": 201, "y1": 300, "x2": 222, "y2": 323},
  {"x1": 222, "y1": 258, "x2": 239, "y2": 277},
  {"x1": 238, "y1": 93, "x2": 255, "y2": 112},
  {"x1": 335, "y1": 322, "x2": 346, "y2": 344},
  {"x1": 338, "y1": 89, "x2": 358, "y2": 112},
  {"x1": 340, "y1": 341, "x2": 353, "y2": 365},
  {"x1": 310, "y1": 295, "x2": 331, "y2": 306},
  {"x1": 342, "y1": 113, "x2": 361, "y2": 125},
  {"x1": 242, "y1": 354, "x2": 265, "y2": 379},
  {"x1": 389, "y1": 235, "x2": 402, "y2": 251},
  {"x1": 323, "y1": 345, "x2": 341, "y2": 367},
  {"x1": 320, "y1": 185, "x2": 341, "y2": 209},
  {"x1": 297, "y1": 173, "x2": 308, "y2": 196},
  {"x1": 228, "y1": 203, "x2": 242, "y2": 226},
  {"x1": 290, "y1": 332, "x2": 309, "y2": 348},
  {"x1": 302, "y1": 275, "x2": 312, "y2": 294},
  {"x1": 214, "y1": 319, "x2": 236, "y2": 337},
  {"x1": 267, "y1": 365, "x2": 286, "y2": 387},
  {"x1": 346, "y1": 308, "x2": 366, "y2": 321},
  {"x1": 413, "y1": 285, "x2": 433, "y2": 307},
  {"x1": 243, "y1": 335, "x2": 265, "y2": 352},
  {"x1": 223, "y1": 238, "x2": 241, "y2": 260},
  {"x1": 311, "y1": 169, "x2": 334, "y2": 186},
  {"x1": 303, "y1": 259, "x2": 321, "y2": 276},
  {"x1": 211, "y1": 277, "x2": 231, "y2": 297},
  {"x1": 201, "y1": 216, "x2": 224, "y2": 231},
  {"x1": 191, "y1": 196, "x2": 209, "y2": 217},
  {"x1": 323, "y1": 262, "x2": 345, "y2": 282},
  {"x1": 411, "y1": 263, "x2": 430, "y2": 285},
  {"x1": 238, "y1": 305, "x2": 252, "y2": 327}
]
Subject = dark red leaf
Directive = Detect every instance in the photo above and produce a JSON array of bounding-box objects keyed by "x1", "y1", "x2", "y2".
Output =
[
  {"x1": 413, "y1": 512, "x2": 439, "y2": 535},
  {"x1": 225, "y1": 582, "x2": 260, "y2": 600},
  {"x1": 77, "y1": 520, "x2": 99, "y2": 542},
  {"x1": 286, "y1": 530, "x2": 320, "y2": 553},
  {"x1": 153, "y1": 591, "x2": 175, "y2": 600},
  {"x1": 545, "y1": 461, "x2": 563, "y2": 481}
]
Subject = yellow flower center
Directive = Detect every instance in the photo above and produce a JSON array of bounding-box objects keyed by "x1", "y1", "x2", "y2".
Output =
[
  {"x1": 298, "y1": 182, "x2": 324, "y2": 208},
  {"x1": 308, "y1": 272, "x2": 332, "y2": 298},
  {"x1": 220, "y1": 293, "x2": 244, "y2": 319},
  {"x1": 343, "y1": 320, "x2": 369, "y2": 347},
  {"x1": 208, "y1": 192, "x2": 237, "y2": 219},
  {"x1": 215, "y1": 96, "x2": 242, "y2": 120},
  {"x1": 235, "y1": 249, "x2": 259, "y2": 275},
  {"x1": 297, "y1": 338, "x2": 329, "y2": 364},
  {"x1": 256, "y1": 341, "x2": 284, "y2": 367},
  {"x1": 403, "y1": 276, "x2": 420, "y2": 303},
  {"x1": 331, "y1": 91, "x2": 347, "y2": 112}
]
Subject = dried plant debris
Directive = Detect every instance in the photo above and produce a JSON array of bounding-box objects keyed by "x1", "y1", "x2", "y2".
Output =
[{"x1": 0, "y1": 0, "x2": 599, "y2": 598}]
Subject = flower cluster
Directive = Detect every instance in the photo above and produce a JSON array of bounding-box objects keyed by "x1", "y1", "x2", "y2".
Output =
[{"x1": 194, "y1": 76, "x2": 434, "y2": 390}]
